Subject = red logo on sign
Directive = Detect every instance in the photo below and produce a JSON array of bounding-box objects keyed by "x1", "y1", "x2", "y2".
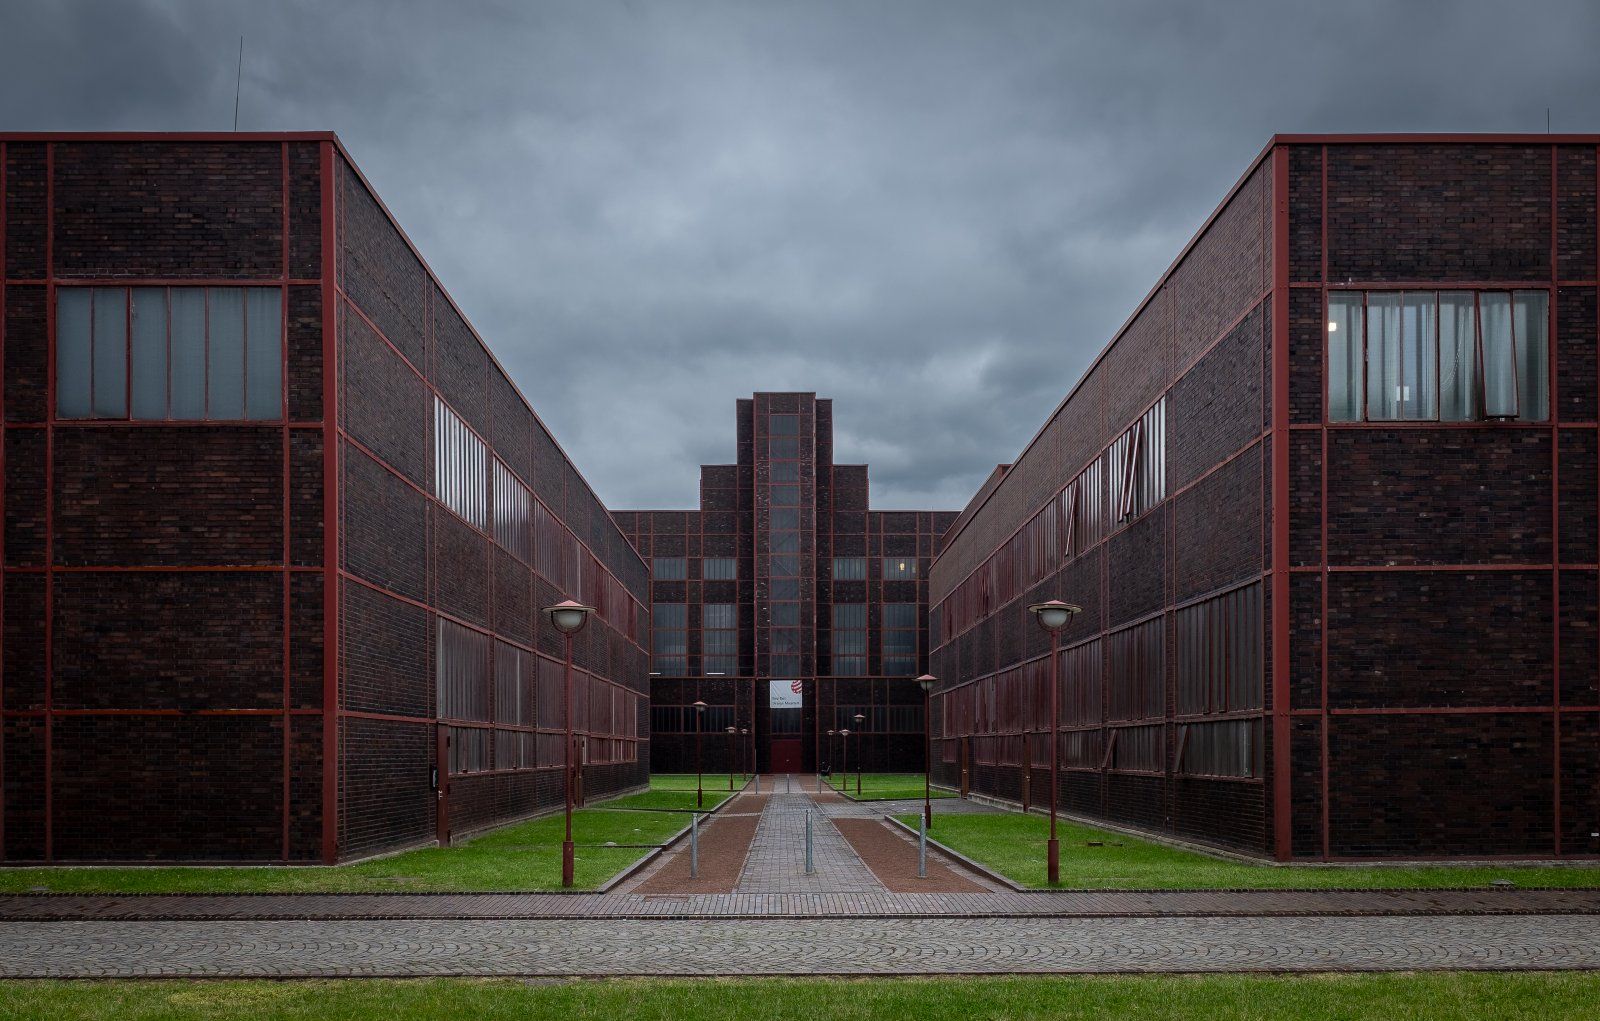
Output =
[{"x1": 791, "y1": 680, "x2": 803, "y2": 694}]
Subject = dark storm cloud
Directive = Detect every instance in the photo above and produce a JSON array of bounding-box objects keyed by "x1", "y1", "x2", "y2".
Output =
[{"x1": 6, "y1": 0, "x2": 1599, "y2": 508}]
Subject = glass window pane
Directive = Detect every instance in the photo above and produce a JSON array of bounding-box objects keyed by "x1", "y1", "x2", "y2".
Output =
[
  {"x1": 884, "y1": 603, "x2": 917, "y2": 628},
  {"x1": 769, "y1": 530, "x2": 801, "y2": 553},
  {"x1": 55, "y1": 289, "x2": 92, "y2": 419},
  {"x1": 169, "y1": 288, "x2": 207, "y2": 419},
  {"x1": 769, "y1": 554, "x2": 801, "y2": 577},
  {"x1": 770, "y1": 484, "x2": 801, "y2": 506},
  {"x1": 130, "y1": 288, "x2": 168, "y2": 419},
  {"x1": 1513, "y1": 291, "x2": 1549, "y2": 421},
  {"x1": 1400, "y1": 292, "x2": 1437, "y2": 419},
  {"x1": 91, "y1": 287, "x2": 127, "y2": 418},
  {"x1": 835, "y1": 656, "x2": 866, "y2": 675},
  {"x1": 771, "y1": 603, "x2": 801, "y2": 626},
  {"x1": 770, "y1": 462, "x2": 799, "y2": 482},
  {"x1": 768, "y1": 436, "x2": 799, "y2": 458},
  {"x1": 703, "y1": 557, "x2": 737, "y2": 580},
  {"x1": 832, "y1": 557, "x2": 866, "y2": 580},
  {"x1": 245, "y1": 288, "x2": 282, "y2": 419},
  {"x1": 1480, "y1": 292, "x2": 1517, "y2": 418},
  {"x1": 1365, "y1": 293, "x2": 1403, "y2": 420},
  {"x1": 1326, "y1": 293, "x2": 1364, "y2": 422},
  {"x1": 832, "y1": 603, "x2": 866, "y2": 628},
  {"x1": 833, "y1": 630, "x2": 866, "y2": 655},
  {"x1": 883, "y1": 557, "x2": 918, "y2": 579},
  {"x1": 1438, "y1": 293, "x2": 1477, "y2": 421},
  {"x1": 206, "y1": 288, "x2": 245, "y2": 419},
  {"x1": 772, "y1": 629, "x2": 802, "y2": 653},
  {"x1": 704, "y1": 603, "x2": 737, "y2": 629},
  {"x1": 769, "y1": 508, "x2": 800, "y2": 530},
  {"x1": 652, "y1": 602, "x2": 686, "y2": 628},
  {"x1": 769, "y1": 414, "x2": 799, "y2": 435},
  {"x1": 770, "y1": 578, "x2": 800, "y2": 600},
  {"x1": 771, "y1": 655, "x2": 801, "y2": 676}
]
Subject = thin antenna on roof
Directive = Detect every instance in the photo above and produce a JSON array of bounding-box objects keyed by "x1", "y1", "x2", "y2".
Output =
[{"x1": 233, "y1": 36, "x2": 244, "y2": 131}]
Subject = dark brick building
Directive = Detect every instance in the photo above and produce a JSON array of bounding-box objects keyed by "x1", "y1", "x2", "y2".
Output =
[
  {"x1": 929, "y1": 134, "x2": 1600, "y2": 861},
  {"x1": 614, "y1": 394, "x2": 956, "y2": 776},
  {"x1": 0, "y1": 133, "x2": 649, "y2": 864}
]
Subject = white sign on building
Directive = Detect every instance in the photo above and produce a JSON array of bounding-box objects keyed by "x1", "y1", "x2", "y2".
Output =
[{"x1": 768, "y1": 678, "x2": 803, "y2": 708}]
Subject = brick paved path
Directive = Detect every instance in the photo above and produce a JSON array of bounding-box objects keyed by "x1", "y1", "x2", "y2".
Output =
[
  {"x1": 732, "y1": 785, "x2": 884, "y2": 894},
  {"x1": 4, "y1": 914, "x2": 1597, "y2": 977}
]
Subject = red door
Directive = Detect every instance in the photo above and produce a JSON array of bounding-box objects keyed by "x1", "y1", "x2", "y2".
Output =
[
  {"x1": 770, "y1": 738, "x2": 802, "y2": 773},
  {"x1": 435, "y1": 725, "x2": 451, "y2": 846}
]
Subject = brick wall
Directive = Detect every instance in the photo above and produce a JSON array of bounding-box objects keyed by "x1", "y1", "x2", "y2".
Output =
[{"x1": 1, "y1": 136, "x2": 327, "y2": 862}]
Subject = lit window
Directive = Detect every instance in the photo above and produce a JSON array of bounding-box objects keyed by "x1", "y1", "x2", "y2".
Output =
[
  {"x1": 1328, "y1": 290, "x2": 1548, "y2": 422},
  {"x1": 57, "y1": 286, "x2": 282, "y2": 421},
  {"x1": 882, "y1": 557, "x2": 918, "y2": 580}
]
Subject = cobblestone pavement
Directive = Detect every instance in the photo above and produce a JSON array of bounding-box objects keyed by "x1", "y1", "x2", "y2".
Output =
[{"x1": 4, "y1": 914, "x2": 1597, "y2": 977}]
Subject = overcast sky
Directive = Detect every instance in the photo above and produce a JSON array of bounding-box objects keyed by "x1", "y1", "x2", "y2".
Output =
[{"x1": 5, "y1": 0, "x2": 1599, "y2": 509}]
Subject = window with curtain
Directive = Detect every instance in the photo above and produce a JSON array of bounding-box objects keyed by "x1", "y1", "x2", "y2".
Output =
[
  {"x1": 56, "y1": 286, "x2": 283, "y2": 421},
  {"x1": 882, "y1": 557, "x2": 919, "y2": 580},
  {"x1": 1327, "y1": 290, "x2": 1548, "y2": 422}
]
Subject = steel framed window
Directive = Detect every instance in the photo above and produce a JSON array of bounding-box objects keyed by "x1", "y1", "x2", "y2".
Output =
[
  {"x1": 1327, "y1": 289, "x2": 1550, "y2": 423},
  {"x1": 56, "y1": 285, "x2": 283, "y2": 421},
  {"x1": 434, "y1": 397, "x2": 487, "y2": 529}
]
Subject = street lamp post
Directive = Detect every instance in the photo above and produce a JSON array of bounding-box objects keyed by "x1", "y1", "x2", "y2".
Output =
[
  {"x1": 853, "y1": 712, "x2": 865, "y2": 796},
  {"x1": 839, "y1": 728, "x2": 850, "y2": 793},
  {"x1": 916, "y1": 675, "x2": 937, "y2": 829},
  {"x1": 740, "y1": 727, "x2": 750, "y2": 782},
  {"x1": 825, "y1": 729, "x2": 835, "y2": 783},
  {"x1": 692, "y1": 700, "x2": 707, "y2": 809},
  {"x1": 725, "y1": 726, "x2": 737, "y2": 790},
  {"x1": 542, "y1": 599, "x2": 594, "y2": 888},
  {"x1": 1028, "y1": 599, "x2": 1082, "y2": 886}
]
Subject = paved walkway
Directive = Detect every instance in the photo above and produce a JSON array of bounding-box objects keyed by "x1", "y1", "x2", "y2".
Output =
[
  {"x1": 4, "y1": 776, "x2": 1600, "y2": 976},
  {"x1": 4, "y1": 915, "x2": 1598, "y2": 977}
]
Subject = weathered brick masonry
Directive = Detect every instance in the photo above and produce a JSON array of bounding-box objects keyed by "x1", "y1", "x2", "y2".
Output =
[
  {"x1": 932, "y1": 135, "x2": 1600, "y2": 861},
  {"x1": 1, "y1": 134, "x2": 648, "y2": 863}
]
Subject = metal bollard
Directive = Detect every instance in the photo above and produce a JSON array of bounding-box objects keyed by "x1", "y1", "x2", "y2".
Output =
[
  {"x1": 805, "y1": 810, "x2": 814, "y2": 875},
  {"x1": 690, "y1": 812, "x2": 699, "y2": 879},
  {"x1": 918, "y1": 813, "x2": 928, "y2": 878},
  {"x1": 786, "y1": 773, "x2": 791, "y2": 793},
  {"x1": 754, "y1": 774, "x2": 760, "y2": 794}
]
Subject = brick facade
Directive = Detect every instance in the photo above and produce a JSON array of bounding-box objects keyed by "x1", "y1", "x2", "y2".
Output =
[
  {"x1": 931, "y1": 135, "x2": 1600, "y2": 861},
  {"x1": 615, "y1": 394, "x2": 956, "y2": 776},
  {"x1": 1, "y1": 134, "x2": 648, "y2": 863}
]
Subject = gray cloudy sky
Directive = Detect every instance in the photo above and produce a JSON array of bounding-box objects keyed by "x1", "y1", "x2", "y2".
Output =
[{"x1": 5, "y1": 0, "x2": 1599, "y2": 509}]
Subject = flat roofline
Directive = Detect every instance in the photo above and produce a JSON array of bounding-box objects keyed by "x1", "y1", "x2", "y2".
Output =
[
  {"x1": 931, "y1": 131, "x2": 1600, "y2": 568},
  {"x1": 0, "y1": 130, "x2": 647, "y2": 573}
]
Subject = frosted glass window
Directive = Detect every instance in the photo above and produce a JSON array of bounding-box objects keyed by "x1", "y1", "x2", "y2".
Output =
[
  {"x1": 704, "y1": 604, "x2": 737, "y2": 629},
  {"x1": 1480, "y1": 293, "x2": 1517, "y2": 418},
  {"x1": 832, "y1": 557, "x2": 867, "y2": 580},
  {"x1": 169, "y1": 288, "x2": 208, "y2": 418},
  {"x1": 130, "y1": 289, "x2": 168, "y2": 419},
  {"x1": 703, "y1": 557, "x2": 737, "y2": 580},
  {"x1": 207, "y1": 288, "x2": 246, "y2": 420},
  {"x1": 58, "y1": 286, "x2": 282, "y2": 421},
  {"x1": 245, "y1": 288, "x2": 283, "y2": 419},
  {"x1": 55, "y1": 288, "x2": 92, "y2": 418},
  {"x1": 90, "y1": 288, "x2": 127, "y2": 418}
]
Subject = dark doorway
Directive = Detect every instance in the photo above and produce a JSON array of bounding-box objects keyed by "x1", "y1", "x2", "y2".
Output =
[{"x1": 770, "y1": 738, "x2": 803, "y2": 773}]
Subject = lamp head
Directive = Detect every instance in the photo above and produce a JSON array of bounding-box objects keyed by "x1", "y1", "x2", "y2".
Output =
[
  {"x1": 1028, "y1": 599, "x2": 1082, "y2": 633},
  {"x1": 692, "y1": 700, "x2": 707, "y2": 713},
  {"x1": 542, "y1": 599, "x2": 595, "y2": 635},
  {"x1": 916, "y1": 673, "x2": 937, "y2": 693}
]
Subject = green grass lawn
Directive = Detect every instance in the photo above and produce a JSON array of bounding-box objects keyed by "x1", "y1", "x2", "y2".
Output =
[
  {"x1": 0, "y1": 780, "x2": 709, "y2": 895},
  {"x1": 3, "y1": 974, "x2": 1597, "y2": 1020},
  {"x1": 598, "y1": 787, "x2": 734, "y2": 812},
  {"x1": 828, "y1": 772, "x2": 955, "y2": 801},
  {"x1": 898, "y1": 810, "x2": 1600, "y2": 890},
  {"x1": 650, "y1": 773, "x2": 745, "y2": 791}
]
